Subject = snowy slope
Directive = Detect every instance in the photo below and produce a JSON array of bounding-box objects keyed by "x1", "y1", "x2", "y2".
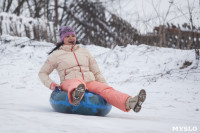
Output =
[{"x1": 0, "y1": 35, "x2": 200, "y2": 133}]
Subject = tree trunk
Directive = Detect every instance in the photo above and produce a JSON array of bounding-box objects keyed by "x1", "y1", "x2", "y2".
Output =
[
  {"x1": 3, "y1": 0, "x2": 13, "y2": 12},
  {"x1": 34, "y1": 0, "x2": 43, "y2": 18},
  {"x1": 54, "y1": 0, "x2": 58, "y2": 26},
  {"x1": 25, "y1": 0, "x2": 33, "y2": 17},
  {"x1": 59, "y1": 0, "x2": 67, "y2": 25},
  {"x1": 13, "y1": 0, "x2": 26, "y2": 16},
  {"x1": 187, "y1": 0, "x2": 200, "y2": 69}
]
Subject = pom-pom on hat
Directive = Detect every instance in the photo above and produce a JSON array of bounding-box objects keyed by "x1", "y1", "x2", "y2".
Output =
[{"x1": 59, "y1": 26, "x2": 76, "y2": 42}]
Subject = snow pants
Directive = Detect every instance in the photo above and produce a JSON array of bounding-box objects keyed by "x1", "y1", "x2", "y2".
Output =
[{"x1": 61, "y1": 78, "x2": 131, "y2": 112}]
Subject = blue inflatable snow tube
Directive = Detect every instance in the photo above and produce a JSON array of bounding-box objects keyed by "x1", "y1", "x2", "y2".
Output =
[{"x1": 50, "y1": 90, "x2": 112, "y2": 116}]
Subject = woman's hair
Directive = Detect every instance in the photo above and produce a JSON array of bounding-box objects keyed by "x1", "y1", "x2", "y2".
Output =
[
  {"x1": 48, "y1": 40, "x2": 80, "y2": 55},
  {"x1": 48, "y1": 42, "x2": 64, "y2": 55}
]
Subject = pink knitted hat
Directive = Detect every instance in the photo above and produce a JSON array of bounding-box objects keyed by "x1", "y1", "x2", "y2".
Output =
[{"x1": 59, "y1": 26, "x2": 76, "y2": 42}]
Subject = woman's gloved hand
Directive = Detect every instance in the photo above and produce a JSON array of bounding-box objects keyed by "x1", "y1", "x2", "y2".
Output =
[
  {"x1": 50, "y1": 82, "x2": 62, "y2": 92},
  {"x1": 55, "y1": 86, "x2": 62, "y2": 92}
]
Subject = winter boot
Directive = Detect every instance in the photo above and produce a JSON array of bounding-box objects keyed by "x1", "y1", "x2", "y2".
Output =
[
  {"x1": 72, "y1": 84, "x2": 86, "y2": 106},
  {"x1": 128, "y1": 89, "x2": 146, "y2": 113}
]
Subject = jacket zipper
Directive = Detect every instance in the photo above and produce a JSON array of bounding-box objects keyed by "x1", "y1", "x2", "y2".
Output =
[{"x1": 71, "y1": 45, "x2": 85, "y2": 80}]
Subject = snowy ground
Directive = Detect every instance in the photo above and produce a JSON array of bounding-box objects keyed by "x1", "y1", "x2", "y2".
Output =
[{"x1": 0, "y1": 35, "x2": 200, "y2": 133}]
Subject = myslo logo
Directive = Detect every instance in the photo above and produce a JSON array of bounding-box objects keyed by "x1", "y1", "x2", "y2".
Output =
[{"x1": 172, "y1": 126, "x2": 198, "y2": 132}]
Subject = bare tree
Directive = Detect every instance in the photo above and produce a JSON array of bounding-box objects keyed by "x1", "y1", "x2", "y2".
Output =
[
  {"x1": 186, "y1": 0, "x2": 200, "y2": 69},
  {"x1": 171, "y1": 0, "x2": 199, "y2": 68},
  {"x1": 2, "y1": 0, "x2": 13, "y2": 12},
  {"x1": 13, "y1": 0, "x2": 26, "y2": 16},
  {"x1": 33, "y1": 0, "x2": 44, "y2": 18},
  {"x1": 59, "y1": 0, "x2": 68, "y2": 25},
  {"x1": 43, "y1": 0, "x2": 50, "y2": 20},
  {"x1": 54, "y1": 0, "x2": 58, "y2": 26},
  {"x1": 25, "y1": 0, "x2": 34, "y2": 17}
]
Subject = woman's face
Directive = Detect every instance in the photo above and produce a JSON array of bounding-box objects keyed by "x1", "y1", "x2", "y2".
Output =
[{"x1": 63, "y1": 34, "x2": 76, "y2": 45}]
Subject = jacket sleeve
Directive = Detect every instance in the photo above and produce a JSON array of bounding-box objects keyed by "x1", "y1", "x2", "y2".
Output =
[
  {"x1": 88, "y1": 50, "x2": 107, "y2": 84},
  {"x1": 38, "y1": 53, "x2": 58, "y2": 88}
]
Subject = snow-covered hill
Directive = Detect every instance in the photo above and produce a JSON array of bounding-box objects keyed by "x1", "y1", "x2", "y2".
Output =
[{"x1": 0, "y1": 35, "x2": 200, "y2": 133}]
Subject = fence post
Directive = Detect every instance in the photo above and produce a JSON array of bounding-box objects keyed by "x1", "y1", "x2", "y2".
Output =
[
  {"x1": 0, "y1": 16, "x2": 2, "y2": 35},
  {"x1": 177, "y1": 29, "x2": 181, "y2": 49},
  {"x1": 159, "y1": 25, "x2": 166, "y2": 47}
]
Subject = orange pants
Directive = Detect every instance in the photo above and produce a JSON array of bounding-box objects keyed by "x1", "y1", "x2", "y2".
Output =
[{"x1": 61, "y1": 78, "x2": 131, "y2": 112}]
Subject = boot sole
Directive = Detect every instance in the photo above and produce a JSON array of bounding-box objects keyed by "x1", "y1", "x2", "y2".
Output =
[
  {"x1": 133, "y1": 89, "x2": 146, "y2": 113},
  {"x1": 73, "y1": 84, "x2": 85, "y2": 106}
]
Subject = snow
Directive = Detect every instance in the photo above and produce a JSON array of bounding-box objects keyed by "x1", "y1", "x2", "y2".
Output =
[
  {"x1": 0, "y1": 35, "x2": 200, "y2": 133},
  {"x1": 0, "y1": 12, "x2": 57, "y2": 41}
]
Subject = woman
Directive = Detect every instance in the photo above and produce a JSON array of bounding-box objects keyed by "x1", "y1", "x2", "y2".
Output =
[{"x1": 38, "y1": 26, "x2": 146, "y2": 112}]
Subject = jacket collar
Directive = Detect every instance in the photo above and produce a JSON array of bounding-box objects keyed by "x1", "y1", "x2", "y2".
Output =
[{"x1": 59, "y1": 44, "x2": 79, "y2": 52}]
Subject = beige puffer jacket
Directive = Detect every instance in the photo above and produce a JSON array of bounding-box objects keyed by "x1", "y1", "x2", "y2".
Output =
[{"x1": 38, "y1": 44, "x2": 107, "y2": 88}]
